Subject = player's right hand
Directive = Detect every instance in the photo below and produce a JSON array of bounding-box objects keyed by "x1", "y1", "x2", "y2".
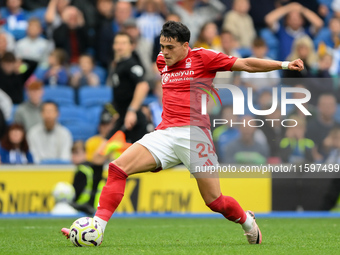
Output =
[{"x1": 288, "y1": 59, "x2": 304, "y2": 72}]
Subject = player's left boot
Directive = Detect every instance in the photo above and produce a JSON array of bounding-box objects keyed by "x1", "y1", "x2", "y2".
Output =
[
  {"x1": 244, "y1": 210, "x2": 262, "y2": 244},
  {"x1": 61, "y1": 228, "x2": 70, "y2": 239}
]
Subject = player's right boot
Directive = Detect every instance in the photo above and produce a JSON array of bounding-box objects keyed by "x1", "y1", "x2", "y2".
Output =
[
  {"x1": 61, "y1": 228, "x2": 70, "y2": 239},
  {"x1": 244, "y1": 210, "x2": 262, "y2": 244}
]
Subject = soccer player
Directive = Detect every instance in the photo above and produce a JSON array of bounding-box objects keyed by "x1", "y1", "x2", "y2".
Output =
[{"x1": 62, "y1": 21, "x2": 304, "y2": 244}]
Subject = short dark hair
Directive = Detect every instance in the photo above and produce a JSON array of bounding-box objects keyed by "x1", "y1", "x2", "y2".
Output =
[
  {"x1": 160, "y1": 21, "x2": 190, "y2": 44},
  {"x1": 114, "y1": 31, "x2": 133, "y2": 45},
  {"x1": 252, "y1": 37, "x2": 266, "y2": 48},
  {"x1": 1, "y1": 52, "x2": 16, "y2": 63},
  {"x1": 41, "y1": 101, "x2": 59, "y2": 112}
]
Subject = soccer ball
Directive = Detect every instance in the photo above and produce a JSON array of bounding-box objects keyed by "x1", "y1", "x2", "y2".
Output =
[{"x1": 69, "y1": 217, "x2": 103, "y2": 247}]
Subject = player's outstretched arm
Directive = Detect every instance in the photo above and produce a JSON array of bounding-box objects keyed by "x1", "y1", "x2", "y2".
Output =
[{"x1": 230, "y1": 58, "x2": 304, "y2": 73}]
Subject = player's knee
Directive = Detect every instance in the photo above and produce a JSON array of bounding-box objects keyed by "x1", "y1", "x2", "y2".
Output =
[{"x1": 110, "y1": 160, "x2": 128, "y2": 175}]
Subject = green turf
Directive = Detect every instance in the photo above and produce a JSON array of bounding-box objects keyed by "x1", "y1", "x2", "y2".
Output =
[{"x1": 1, "y1": 217, "x2": 339, "y2": 255}]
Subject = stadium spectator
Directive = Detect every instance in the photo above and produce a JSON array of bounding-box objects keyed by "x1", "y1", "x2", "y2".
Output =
[
  {"x1": 286, "y1": 84, "x2": 316, "y2": 121},
  {"x1": 164, "y1": 0, "x2": 226, "y2": 46},
  {"x1": 123, "y1": 18, "x2": 154, "y2": 85},
  {"x1": 332, "y1": 0, "x2": 340, "y2": 19},
  {"x1": 15, "y1": 18, "x2": 54, "y2": 66},
  {"x1": 248, "y1": 0, "x2": 276, "y2": 32},
  {"x1": 94, "y1": 0, "x2": 114, "y2": 68},
  {"x1": 222, "y1": 0, "x2": 256, "y2": 49},
  {"x1": 52, "y1": 6, "x2": 89, "y2": 64},
  {"x1": 256, "y1": 93, "x2": 284, "y2": 159},
  {"x1": 45, "y1": 0, "x2": 70, "y2": 39},
  {"x1": 0, "y1": 0, "x2": 29, "y2": 40},
  {"x1": 240, "y1": 37, "x2": 280, "y2": 92},
  {"x1": 265, "y1": 2, "x2": 323, "y2": 61},
  {"x1": 223, "y1": 115, "x2": 269, "y2": 164},
  {"x1": 105, "y1": 32, "x2": 149, "y2": 144},
  {"x1": 70, "y1": 54, "x2": 100, "y2": 88},
  {"x1": 314, "y1": 17, "x2": 340, "y2": 49},
  {"x1": 27, "y1": 101, "x2": 73, "y2": 164},
  {"x1": 113, "y1": 1, "x2": 133, "y2": 34},
  {"x1": 42, "y1": 49, "x2": 69, "y2": 86},
  {"x1": 214, "y1": 30, "x2": 241, "y2": 84},
  {"x1": 0, "y1": 108, "x2": 7, "y2": 140},
  {"x1": 0, "y1": 52, "x2": 38, "y2": 104},
  {"x1": 0, "y1": 123, "x2": 34, "y2": 164},
  {"x1": 21, "y1": 0, "x2": 49, "y2": 11},
  {"x1": 306, "y1": 93, "x2": 338, "y2": 161},
  {"x1": 320, "y1": 126, "x2": 340, "y2": 211},
  {"x1": 0, "y1": 31, "x2": 15, "y2": 55},
  {"x1": 14, "y1": 81, "x2": 43, "y2": 132},
  {"x1": 0, "y1": 88, "x2": 12, "y2": 122},
  {"x1": 148, "y1": 80, "x2": 163, "y2": 128},
  {"x1": 194, "y1": 21, "x2": 222, "y2": 52},
  {"x1": 213, "y1": 105, "x2": 240, "y2": 159},
  {"x1": 71, "y1": 140, "x2": 106, "y2": 215},
  {"x1": 136, "y1": 0, "x2": 165, "y2": 44},
  {"x1": 85, "y1": 108, "x2": 115, "y2": 163},
  {"x1": 279, "y1": 115, "x2": 314, "y2": 164}
]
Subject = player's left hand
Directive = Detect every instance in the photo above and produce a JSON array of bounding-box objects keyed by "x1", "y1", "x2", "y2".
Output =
[
  {"x1": 124, "y1": 111, "x2": 137, "y2": 130},
  {"x1": 288, "y1": 59, "x2": 304, "y2": 72}
]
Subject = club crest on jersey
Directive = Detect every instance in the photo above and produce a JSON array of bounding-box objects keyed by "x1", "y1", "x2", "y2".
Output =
[
  {"x1": 185, "y1": 58, "x2": 192, "y2": 68},
  {"x1": 162, "y1": 73, "x2": 170, "y2": 84}
]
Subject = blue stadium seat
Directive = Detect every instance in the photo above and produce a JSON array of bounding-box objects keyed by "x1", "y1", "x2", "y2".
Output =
[
  {"x1": 40, "y1": 159, "x2": 71, "y2": 164},
  {"x1": 85, "y1": 105, "x2": 103, "y2": 127},
  {"x1": 58, "y1": 105, "x2": 87, "y2": 125},
  {"x1": 335, "y1": 104, "x2": 340, "y2": 123},
  {"x1": 43, "y1": 86, "x2": 75, "y2": 106},
  {"x1": 260, "y1": 28, "x2": 279, "y2": 59},
  {"x1": 69, "y1": 65, "x2": 107, "y2": 84},
  {"x1": 78, "y1": 86, "x2": 112, "y2": 107},
  {"x1": 64, "y1": 122, "x2": 97, "y2": 141},
  {"x1": 7, "y1": 104, "x2": 18, "y2": 124}
]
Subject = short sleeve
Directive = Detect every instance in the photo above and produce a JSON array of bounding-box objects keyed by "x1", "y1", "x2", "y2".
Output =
[
  {"x1": 156, "y1": 53, "x2": 166, "y2": 73},
  {"x1": 199, "y1": 49, "x2": 238, "y2": 73},
  {"x1": 129, "y1": 64, "x2": 145, "y2": 84}
]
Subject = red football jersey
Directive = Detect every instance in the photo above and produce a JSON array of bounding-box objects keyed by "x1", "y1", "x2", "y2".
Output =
[{"x1": 156, "y1": 47, "x2": 237, "y2": 130}]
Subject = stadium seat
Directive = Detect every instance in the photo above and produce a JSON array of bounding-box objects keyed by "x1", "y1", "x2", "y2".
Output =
[
  {"x1": 43, "y1": 86, "x2": 75, "y2": 106},
  {"x1": 143, "y1": 95, "x2": 158, "y2": 105},
  {"x1": 335, "y1": 104, "x2": 340, "y2": 123},
  {"x1": 64, "y1": 122, "x2": 97, "y2": 141},
  {"x1": 7, "y1": 104, "x2": 18, "y2": 124},
  {"x1": 39, "y1": 159, "x2": 71, "y2": 164},
  {"x1": 78, "y1": 86, "x2": 112, "y2": 107},
  {"x1": 85, "y1": 105, "x2": 103, "y2": 126},
  {"x1": 58, "y1": 105, "x2": 87, "y2": 125},
  {"x1": 69, "y1": 65, "x2": 107, "y2": 84},
  {"x1": 259, "y1": 28, "x2": 279, "y2": 59}
]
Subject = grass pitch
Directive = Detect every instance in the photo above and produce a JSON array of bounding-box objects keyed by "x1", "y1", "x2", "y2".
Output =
[{"x1": 1, "y1": 217, "x2": 339, "y2": 255}]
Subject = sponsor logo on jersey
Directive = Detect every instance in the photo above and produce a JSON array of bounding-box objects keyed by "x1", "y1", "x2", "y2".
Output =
[
  {"x1": 161, "y1": 70, "x2": 195, "y2": 84},
  {"x1": 185, "y1": 58, "x2": 192, "y2": 68}
]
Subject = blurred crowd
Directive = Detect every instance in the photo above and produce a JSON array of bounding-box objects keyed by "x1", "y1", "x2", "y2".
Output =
[{"x1": 1, "y1": 0, "x2": 340, "y2": 171}]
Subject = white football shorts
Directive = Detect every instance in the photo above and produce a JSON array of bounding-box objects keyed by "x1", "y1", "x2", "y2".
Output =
[{"x1": 136, "y1": 126, "x2": 219, "y2": 173}]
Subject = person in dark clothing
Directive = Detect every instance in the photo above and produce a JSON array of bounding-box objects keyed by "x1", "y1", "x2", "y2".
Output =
[
  {"x1": 0, "y1": 52, "x2": 37, "y2": 104},
  {"x1": 94, "y1": 0, "x2": 115, "y2": 68},
  {"x1": 0, "y1": 108, "x2": 7, "y2": 141},
  {"x1": 305, "y1": 93, "x2": 339, "y2": 160},
  {"x1": 52, "y1": 6, "x2": 89, "y2": 64},
  {"x1": 106, "y1": 32, "x2": 149, "y2": 144}
]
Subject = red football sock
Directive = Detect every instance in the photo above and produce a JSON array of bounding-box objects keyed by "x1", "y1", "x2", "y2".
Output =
[
  {"x1": 95, "y1": 163, "x2": 128, "y2": 221},
  {"x1": 207, "y1": 194, "x2": 247, "y2": 224}
]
